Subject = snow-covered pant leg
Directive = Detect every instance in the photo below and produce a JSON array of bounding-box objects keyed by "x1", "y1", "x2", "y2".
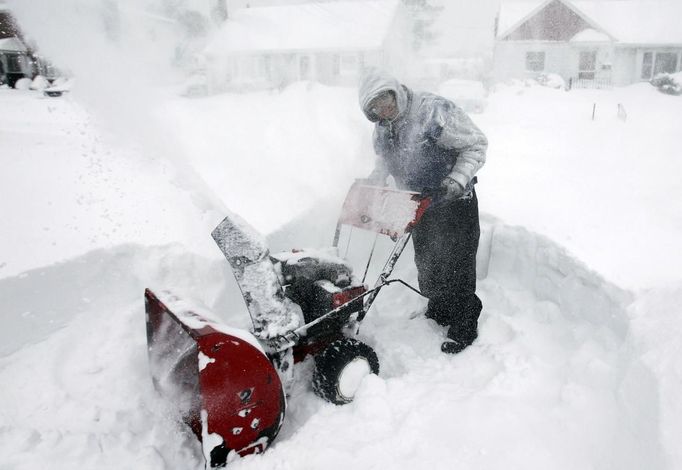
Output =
[{"x1": 412, "y1": 189, "x2": 482, "y2": 343}]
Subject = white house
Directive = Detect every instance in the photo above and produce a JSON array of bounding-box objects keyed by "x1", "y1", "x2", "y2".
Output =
[
  {"x1": 493, "y1": 0, "x2": 682, "y2": 87},
  {"x1": 0, "y1": 36, "x2": 31, "y2": 87},
  {"x1": 202, "y1": 0, "x2": 410, "y2": 92}
]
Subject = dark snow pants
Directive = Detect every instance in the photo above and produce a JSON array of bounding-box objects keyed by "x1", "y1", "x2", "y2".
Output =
[{"x1": 412, "y1": 188, "x2": 482, "y2": 343}]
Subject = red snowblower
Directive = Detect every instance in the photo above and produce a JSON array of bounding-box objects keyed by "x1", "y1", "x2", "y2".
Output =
[{"x1": 144, "y1": 182, "x2": 431, "y2": 467}]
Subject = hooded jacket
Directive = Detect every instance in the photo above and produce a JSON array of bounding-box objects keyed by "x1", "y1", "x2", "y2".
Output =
[{"x1": 359, "y1": 69, "x2": 487, "y2": 194}]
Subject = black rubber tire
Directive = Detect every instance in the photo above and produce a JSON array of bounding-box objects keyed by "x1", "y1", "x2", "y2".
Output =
[{"x1": 312, "y1": 338, "x2": 380, "y2": 405}]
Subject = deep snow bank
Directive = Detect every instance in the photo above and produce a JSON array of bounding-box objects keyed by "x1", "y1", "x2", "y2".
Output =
[
  {"x1": 0, "y1": 216, "x2": 666, "y2": 470},
  {"x1": 628, "y1": 285, "x2": 682, "y2": 467},
  {"x1": 0, "y1": 244, "x2": 250, "y2": 358},
  {"x1": 0, "y1": 244, "x2": 251, "y2": 470},
  {"x1": 262, "y1": 210, "x2": 665, "y2": 470}
]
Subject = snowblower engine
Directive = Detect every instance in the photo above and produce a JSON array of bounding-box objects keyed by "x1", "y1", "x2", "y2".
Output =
[{"x1": 272, "y1": 249, "x2": 367, "y2": 343}]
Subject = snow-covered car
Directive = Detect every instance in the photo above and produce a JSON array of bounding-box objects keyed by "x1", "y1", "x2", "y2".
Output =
[
  {"x1": 43, "y1": 78, "x2": 73, "y2": 97},
  {"x1": 438, "y1": 79, "x2": 488, "y2": 113}
]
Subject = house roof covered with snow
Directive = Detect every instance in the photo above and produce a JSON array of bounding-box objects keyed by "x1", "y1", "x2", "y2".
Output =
[
  {"x1": 572, "y1": 0, "x2": 682, "y2": 45},
  {"x1": 0, "y1": 36, "x2": 26, "y2": 52},
  {"x1": 498, "y1": 0, "x2": 682, "y2": 45},
  {"x1": 497, "y1": 0, "x2": 546, "y2": 38},
  {"x1": 570, "y1": 28, "x2": 610, "y2": 43},
  {"x1": 205, "y1": 0, "x2": 400, "y2": 56}
]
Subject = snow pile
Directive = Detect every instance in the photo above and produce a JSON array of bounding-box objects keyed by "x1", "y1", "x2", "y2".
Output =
[
  {"x1": 536, "y1": 72, "x2": 566, "y2": 90},
  {"x1": 29, "y1": 75, "x2": 50, "y2": 91},
  {"x1": 13, "y1": 77, "x2": 32, "y2": 90}
]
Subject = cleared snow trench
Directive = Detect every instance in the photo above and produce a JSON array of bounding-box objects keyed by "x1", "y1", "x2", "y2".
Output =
[{"x1": 0, "y1": 218, "x2": 666, "y2": 469}]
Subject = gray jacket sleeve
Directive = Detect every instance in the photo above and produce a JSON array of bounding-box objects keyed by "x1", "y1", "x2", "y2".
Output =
[
  {"x1": 434, "y1": 105, "x2": 487, "y2": 189},
  {"x1": 368, "y1": 128, "x2": 390, "y2": 184}
]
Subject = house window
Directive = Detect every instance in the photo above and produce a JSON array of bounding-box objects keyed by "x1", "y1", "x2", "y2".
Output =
[
  {"x1": 299, "y1": 56, "x2": 310, "y2": 80},
  {"x1": 525, "y1": 51, "x2": 545, "y2": 72},
  {"x1": 338, "y1": 53, "x2": 359, "y2": 75},
  {"x1": 654, "y1": 52, "x2": 678, "y2": 76},
  {"x1": 332, "y1": 54, "x2": 340, "y2": 76},
  {"x1": 642, "y1": 51, "x2": 679, "y2": 79},
  {"x1": 641, "y1": 52, "x2": 653, "y2": 79},
  {"x1": 578, "y1": 51, "x2": 597, "y2": 80},
  {"x1": 6, "y1": 53, "x2": 23, "y2": 73},
  {"x1": 258, "y1": 55, "x2": 272, "y2": 81}
]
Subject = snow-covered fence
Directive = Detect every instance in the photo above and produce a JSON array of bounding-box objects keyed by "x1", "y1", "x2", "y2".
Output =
[{"x1": 568, "y1": 76, "x2": 612, "y2": 90}]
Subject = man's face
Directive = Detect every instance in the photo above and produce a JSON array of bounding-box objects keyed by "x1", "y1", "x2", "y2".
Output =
[{"x1": 368, "y1": 91, "x2": 398, "y2": 122}]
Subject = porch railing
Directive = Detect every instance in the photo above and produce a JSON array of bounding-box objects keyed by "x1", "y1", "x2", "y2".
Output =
[{"x1": 568, "y1": 76, "x2": 613, "y2": 90}]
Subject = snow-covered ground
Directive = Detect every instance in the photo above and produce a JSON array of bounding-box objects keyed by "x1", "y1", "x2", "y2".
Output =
[{"x1": 1, "y1": 81, "x2": 681, "y2": 470}]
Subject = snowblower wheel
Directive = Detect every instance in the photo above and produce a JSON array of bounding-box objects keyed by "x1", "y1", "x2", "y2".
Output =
[{"x1": 312, "y1": 338, "x2": 379, "y2": 405}]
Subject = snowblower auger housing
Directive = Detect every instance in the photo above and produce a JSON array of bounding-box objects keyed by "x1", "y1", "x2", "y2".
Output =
[
  {"x1": 144, "y1": 182, "x2": 431, "y2": 467},
  {"x1": 144, "y1": 289, "x2": 285, "y2": 467}
]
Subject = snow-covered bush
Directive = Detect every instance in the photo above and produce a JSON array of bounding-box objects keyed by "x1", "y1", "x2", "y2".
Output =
[
  {"x1": 183, "y1": 71, "x2": 208, "y2": 97},
  {"x1": 14, "y1": 78, "x2": 32, "y2": 90},
  {"x1": 651, "y1": 73, "x2": 682, "y2": 96},
  {"x1": 51, "y1": 77, "x2": 70, "y2": 88},
  {"x1": 536, "y1": 72, "x2": 566, "y2": 90},
  {"x1": 30, "y1": 75, "x2": 50, "y2": 91}
]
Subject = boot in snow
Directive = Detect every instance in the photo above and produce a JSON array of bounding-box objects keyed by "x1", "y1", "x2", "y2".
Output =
[
  {"x1": 441, "y1": 327, "x2": 477, "y2": 354},
  {"x1": 441, "y1": 339, "x2": 471, "y2": 354}
]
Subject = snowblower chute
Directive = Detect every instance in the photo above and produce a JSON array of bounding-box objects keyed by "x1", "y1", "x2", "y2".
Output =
[{"x1": 144, "y1": 182, "x2": 431, "y2": 467}]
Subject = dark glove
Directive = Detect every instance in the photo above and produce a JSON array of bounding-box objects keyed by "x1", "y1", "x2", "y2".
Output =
[{"x1": 440, "y1": 176, "x2": 464, "y2": 199}]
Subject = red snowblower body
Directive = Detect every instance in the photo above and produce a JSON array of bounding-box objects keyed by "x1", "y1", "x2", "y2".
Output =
[{"x1": 144, "y1": 182, "x2": 431, "y2": 467}]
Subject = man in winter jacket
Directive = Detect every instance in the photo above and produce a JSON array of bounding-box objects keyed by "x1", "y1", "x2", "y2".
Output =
[{"x1": 358, "y1": 69, "x2": 487, "y2": 354}]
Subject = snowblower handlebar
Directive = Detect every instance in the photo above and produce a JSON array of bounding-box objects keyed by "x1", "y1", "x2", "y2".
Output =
[{"x1": 333, "y1": 182, "x2": 432, "y2": 246}]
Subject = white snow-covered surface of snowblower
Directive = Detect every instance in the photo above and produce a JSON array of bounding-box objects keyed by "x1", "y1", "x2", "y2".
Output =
[{"x1": 211, "y1": 215, "x2": 303, "y2": 340}]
